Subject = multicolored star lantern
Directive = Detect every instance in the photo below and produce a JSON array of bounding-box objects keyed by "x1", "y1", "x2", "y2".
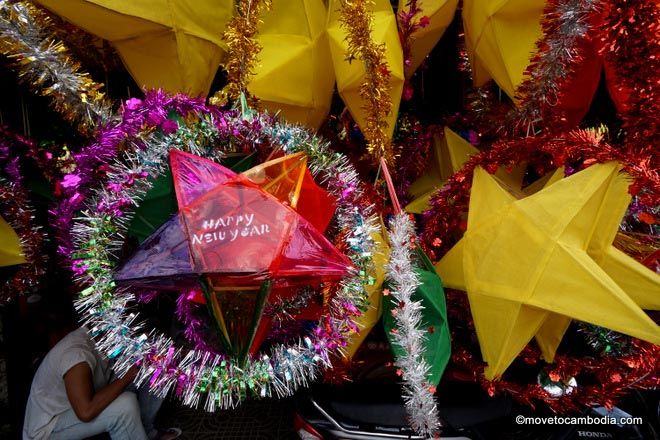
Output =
[
  {"x1": 436, "y1": 162, "x2": 660, "y2": 379},
  {"x1": 116, "y1": 150, "x2": 353, "y2": 364}
]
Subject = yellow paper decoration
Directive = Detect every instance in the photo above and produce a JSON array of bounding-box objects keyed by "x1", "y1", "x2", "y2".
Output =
[
  {"x1": 586, "y1": 172, "x2": 660, "y2": 311},
  {"x1": 344, "y1": 228, "x2": 390, "y2": 359},
  {"x1": 327, "y1": 0, "x2": 404, "y2": 141},
  {"x1": 504, "y1": 165, "x2": 659, "y2": 310},
  {"x1": 462, "y1": 0, "x2": 545, "y2": 101},
  {"x1": 398, "y1": 0, "x2": 459, "y2": 77},
  {"x1": 516, "y1": 165, "x2": 657, "y2": 362},
  {"x1": 0, "y1": 215, "x2": 26, "y2": 267},
  {"x1": 405, "y1": 127, "x2": 525, "y2": 214},
  {"x1": 37, "y1": 0, "x2": 233, "y2": 96},
  {"x1": 406, "y1": 127, "x2": 478, "y2": 213},
  {"x1": 247, "y1": 0, "x2": 335, "y2": 130},
  {"x1": 436, "y1": 163, "x2": 660, "y2": 379}
]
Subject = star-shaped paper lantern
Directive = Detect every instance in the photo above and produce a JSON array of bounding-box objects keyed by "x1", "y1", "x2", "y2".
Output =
[
  {"x1": 523, "y1": 164, "x2": 659, "y2": 363},
  {"x1": 327, "y1": 0, "x2": 405, "y2": 141},
  {"x1": 456, "y1": 166, "x2": 568, "y2": 365},
  {"x1": 462, "y1": 0, "x2": 544, "y2": 100},
  {"x1": 436, "y1": 162, "x2": 660, "y2": 379},
  {"x1": 585, "y1": 171, "x2": 660, "y2": 311},
  {"x1": 247, "y1": 0, "x2": 335, "y2": 130},
  {"x1": 405, "y1": 127, "x2": 525, "y2": 214},
  {"x1": 0, "y1": 215, "x2": 25, "y2": 267},
  {"x1": 116, "y1": 150, "x2": 352, "y2": 362},
  {"x1": 37, "y1": 0, "x2": 232, "y2": 96},
  {"x1": 398, "y1": 0, "x2": 459, "y2": 77},
  {"x1": 532, "y1": 165, "x2": 660, "y2": 362}
]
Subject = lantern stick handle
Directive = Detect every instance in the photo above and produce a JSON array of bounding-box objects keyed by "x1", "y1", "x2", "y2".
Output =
[{"x1": 379, "y1": 157, "x2": 402, "y2": 215}]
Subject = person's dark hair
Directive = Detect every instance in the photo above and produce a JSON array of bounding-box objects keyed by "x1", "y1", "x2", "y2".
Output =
[{"x1": 37, "y1": 291, "x2": 79, "y2": 333}]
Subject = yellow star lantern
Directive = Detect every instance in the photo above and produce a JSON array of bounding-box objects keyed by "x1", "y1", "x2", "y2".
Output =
[
  {"x1": 0, "y1": 215, "x2": 25, "y2": 267},
  {"x1": 527, "y1": 165, "x2": 659, "y2": 363},
  {"x1": 467, "y1": 164, "x2": 571, "y2": 364},
  {"x1": 398, "y1": 0, "x2": 459, "y2": 77},
  {"x1": 405, "y1": 127, "x2": 525, "y2": 214},
  {"x1": 327, "y1": 0, "x2": 405, "y2": 140},
  {"x1": 515, "y1": 165, "x2": 659, "y2": 363},
  {"x1": 36, "y1": 0, "x2": 233, "y2": 96},
  {"x1": 248, "y1": 0, "x2": 335, "y2": 130},
  {"x1": 462, "y1": 0, "x2": 544, "y2": 101},
  {"x1": 586, "y1": 173, "x2": 660, "y2": 311},
  {"x1": 436, "y1": 162, "x2": 660, "y2": 379}
]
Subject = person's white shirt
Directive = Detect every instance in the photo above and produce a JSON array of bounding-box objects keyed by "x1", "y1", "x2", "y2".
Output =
[{"x1": 23, "y1": 327, "x2": 111, "y2": 440}]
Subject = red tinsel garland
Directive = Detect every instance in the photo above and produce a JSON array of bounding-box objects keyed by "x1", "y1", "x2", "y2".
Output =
[
  {"x1": 422, "y1": 128, "x2": 658, "y2": 260},
  {"x1": 0, "y1": 180, "x2": 46, "y2": 301},
  {"x1": 397, "y1": 0, "x2": 431, "y2": 99},
  {"x1": 445, "y1": 289, "x2": 658, "y2": 413},
  {"x1": 398, "y1": 0, "x2": 427, "y2": 71},
  {"x1": 599, "y1": 0, "x2": 660, "y2": 162},
  {"x1": 0, "y1": 127, "x2": 49, "y2": 301},
  {"x1": 449, "y1": 331, "x2": 659, "y2": 412},
  {"x1": 392, "y1": 115, "x2": 434, "y2": 204}
]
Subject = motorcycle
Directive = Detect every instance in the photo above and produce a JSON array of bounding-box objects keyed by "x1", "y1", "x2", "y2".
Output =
[
  {"x1": 294, "y1": 379, "x2": 658, "y2": 440},
  {"x1": 293, "y1": 330, "x2": 658, "y2": 440}
]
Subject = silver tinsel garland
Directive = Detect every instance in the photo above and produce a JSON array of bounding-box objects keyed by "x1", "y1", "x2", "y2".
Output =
[
  {"x1": 0, "y1": 0, "x2": 111, "y2": 131},
  {"x1": 509, "y1": 0, "x2": 602, "y2": 134},
  {"x1": 386, "y1": 213, "x2": 440, "y2": 438}
]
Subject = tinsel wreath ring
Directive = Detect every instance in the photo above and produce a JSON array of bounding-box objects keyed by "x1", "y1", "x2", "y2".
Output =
[{"x1": 70, "y1": 96, "x2": 376, "y2": 411}]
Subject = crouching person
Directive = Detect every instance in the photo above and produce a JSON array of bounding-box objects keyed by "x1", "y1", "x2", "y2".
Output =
[{"x1": 23, "y1": 326, "x2": 180, "y2": 440}]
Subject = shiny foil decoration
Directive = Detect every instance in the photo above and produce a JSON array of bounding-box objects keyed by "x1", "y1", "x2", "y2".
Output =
[
  {"x1": 0, "y1": 0, "x2": 111, "y2": 133},
  {"x1": 215, "y1": 0, "x2": 272, "y2": 104},
  {"x1": 337, "y1": 0, "x2": 396, "y2": 164}
]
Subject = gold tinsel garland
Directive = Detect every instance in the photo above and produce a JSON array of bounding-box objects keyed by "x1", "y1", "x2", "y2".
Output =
[
  {"x1": 339, "y1": 0, "x2": 394, "y2": 164},
  {"x1": 0, "y1": 0, "x2": 111, "y2": 133},
  {"x1": 213, "y1": 0, "x2": 272, "y2": 106}
]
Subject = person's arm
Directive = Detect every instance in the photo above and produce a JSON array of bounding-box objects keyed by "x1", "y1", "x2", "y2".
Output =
[{"x1": 63, "y1": 363, "x2": 138, "y2": 422}]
